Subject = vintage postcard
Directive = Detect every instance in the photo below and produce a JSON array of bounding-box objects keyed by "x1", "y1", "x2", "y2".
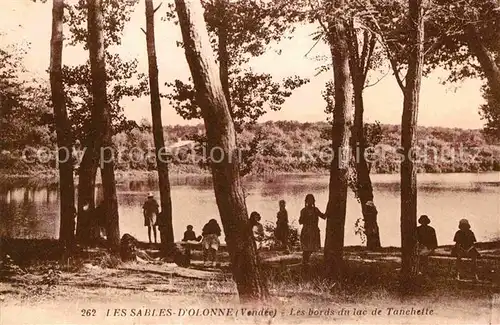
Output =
[{"x1": 1, "y1": 0, "x2": 499, "y2": 324}]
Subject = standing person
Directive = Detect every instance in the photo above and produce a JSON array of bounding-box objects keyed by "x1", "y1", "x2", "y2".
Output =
[
  {"x1": 299, "y1": 194, "x2": 325, "y2": 269},
  {"x1": 453, "y1": 219, "x2": 481, "y2": 281},
  {"x1": 275, "y1": 199, "x2": 290, "y2": 252},
  {"x1": 201, "y1": 219, "x2": 221, "y2": 267},
  {"x1": 250, "y1": 211, "x2": 265, "y2": 250},
  {"x1": 142, "y1": 192, "x2": 159, "y2": 244},
  {"x1": 416, "y1": 215, "x2": 438, "y2": 275}
]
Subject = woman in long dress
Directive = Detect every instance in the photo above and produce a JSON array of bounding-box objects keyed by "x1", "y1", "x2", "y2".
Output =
[
  {"x1": 275, "y1": 199, "x2": 289, "y2": 251},
  {"x1": 299, "y1": 194, "x2": 325, "y2": 267}
]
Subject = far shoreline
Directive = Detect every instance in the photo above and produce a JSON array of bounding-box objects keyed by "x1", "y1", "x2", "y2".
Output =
[{"x1": 1, "y1": 169, "x2": 499, "y2": 187}]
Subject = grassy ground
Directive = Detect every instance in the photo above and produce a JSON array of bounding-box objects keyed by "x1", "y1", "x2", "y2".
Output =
[{"x1": 1, "y1": 239, "x2": 499, "y2": 324}]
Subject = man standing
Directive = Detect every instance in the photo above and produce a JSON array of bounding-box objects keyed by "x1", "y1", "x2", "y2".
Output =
[{"x1": 142, "y1": 192, "x2": 159, "y2": 244}]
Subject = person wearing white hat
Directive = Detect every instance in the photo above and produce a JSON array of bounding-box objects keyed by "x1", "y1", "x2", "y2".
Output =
[{"x1": 142, "y1": 192, "x2": 159, "y2": 244}]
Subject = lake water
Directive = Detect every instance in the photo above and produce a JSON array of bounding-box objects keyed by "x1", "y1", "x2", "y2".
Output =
[{"x1": 0, "y1": 173, "x2": 499, "y2": 247}]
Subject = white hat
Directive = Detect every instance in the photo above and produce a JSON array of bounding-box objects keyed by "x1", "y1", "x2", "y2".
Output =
[
  {"x1": 147, "y1": 192, "x2": 154, "y2": 198},
  {"x1": 365, "y1": 201, "x2": 375, "y2": 207}
]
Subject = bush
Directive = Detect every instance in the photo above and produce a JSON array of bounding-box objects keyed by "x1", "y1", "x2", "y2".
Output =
[{"x1": 263, "y1": 221, "x2": 300, "y2": 251}]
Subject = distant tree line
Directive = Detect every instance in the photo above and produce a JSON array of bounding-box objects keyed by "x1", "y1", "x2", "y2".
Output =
[{"x1": 1, "y1": 120, "x2": 499, "y2": 175}]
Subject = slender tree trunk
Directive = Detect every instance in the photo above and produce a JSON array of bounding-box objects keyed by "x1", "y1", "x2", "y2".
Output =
[
  {"x1": 346, "y1": 28, "x2": 381, "y2": 250},
  {"x1": 352, "y1": 83, "x2": 381, "y2": 250},
  {"x1": 145, "y1": 0, "x2": 175, "y2": 252},
  {"x1": 49, "y1": 0, "x2": 76, "y2": 251},
  {"x1": 400, "y1": 0, "x2": 424, "y2": 289},
  {"x1": 174, "y1": 0, "x2": 268, "y2": 301},
  {"x1": 465, "y1": 24, "x2": 500, "y2": 105},
  {"x1": 88, "y1": 0, "x2": 120, "y2": 252},
  {"x1": 324, "y1": 11, "x2": 353, "y2": 281}
]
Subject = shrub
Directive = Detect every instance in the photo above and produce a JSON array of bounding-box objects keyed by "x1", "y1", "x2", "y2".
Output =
[{"x1": 263, "y1": 221, "x2": 300, "y2": 251}]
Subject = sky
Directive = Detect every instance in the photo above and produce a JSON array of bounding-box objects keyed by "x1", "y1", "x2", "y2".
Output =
[{"x1": 0, "y1": 0, "x2": 488, "y2": 129}]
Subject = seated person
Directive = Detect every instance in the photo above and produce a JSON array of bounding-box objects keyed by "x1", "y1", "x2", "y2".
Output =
[
  {"x1": 182, "y1": 225, "x2": 201, "y2": 242},
  {"x1": 453, "y1": 219, "x2": 480, "y2": 281},
  {"x1": 416, "y1": 215, "x2": 438, "y2": 274}
]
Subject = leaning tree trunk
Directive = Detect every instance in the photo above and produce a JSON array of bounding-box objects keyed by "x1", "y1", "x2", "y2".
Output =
[
  {"x1": 216, "y1": 0, "x2": 231, "y2": 110},
  {"x1": 324, "y1": 13, "x2": 353, "y2": 281},
  {"x1": 49, "y1": 0, "x2": 76, "y2": 251},
  {"x1": 88, "y1": 0, "x2": 120, "y2": 252},
  {"x1": 145, "y1": 0, "x2": 175, "y2": 252},
  {"x1": 400, "y1": 0, "x2": 424, "y2": 290},
  {"x1": 352, "y1": 84, "x2": 381, "y2": 250},
  {"x1": 174, "y1": 0, "x2": 268, "y2": 301},
  {"x1": 465, "y1": 24, "x2": 500, "y2": 106},
  {"x1": 347, "y1": 27, "x2": 381, "y2": 251}
]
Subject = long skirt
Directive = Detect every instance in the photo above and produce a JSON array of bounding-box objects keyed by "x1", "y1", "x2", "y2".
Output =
[
  {"x1": 202, "y1": 234, "x2": 220, "y2": 251},
  {"x1": 300, "y1": 225, "x2": 320, "y2": 252},
  {"x1": 275, "y1": 225, "x2": 289, "y2": 243}
]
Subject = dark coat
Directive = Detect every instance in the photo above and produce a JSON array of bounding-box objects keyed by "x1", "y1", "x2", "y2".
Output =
[{"x1": 416, "y1": 225, "x2": 438, "y2": 250}]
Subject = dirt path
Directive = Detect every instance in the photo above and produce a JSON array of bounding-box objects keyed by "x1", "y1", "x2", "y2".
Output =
[{"x1": 1, "y1": 242, "x2": 500, "y2": 324}]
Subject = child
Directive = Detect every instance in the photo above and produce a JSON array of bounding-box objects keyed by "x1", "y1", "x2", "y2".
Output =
[
  {"x1": 275, "y1": 200, "x2": 290, "y2": 252},
  {"x1": 453, "y1": 219, "x2": 480, "y2": 281},
  {"x1": 182, "y1": 225, "x2": 200, "y2": 262},
  {"x1": 182, "y1": 225, "x2": 200, "y2": 242},
  {"x1": 416, "y1": 215, "x2": 438, "y2": 275},
  {"x1": 299, "y1": 194, "x2": 325, "y2": 268},
  {"x1": 201, "y1": 219, "x2": 221, "y2": 267},
  {"x1": 250, "y1": 211, "x2": 265, "y2": 250}
]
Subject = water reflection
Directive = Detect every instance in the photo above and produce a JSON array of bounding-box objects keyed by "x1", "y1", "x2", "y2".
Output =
[{"x1": 0, "y1": 173, "x2": 498, "y2": 247}]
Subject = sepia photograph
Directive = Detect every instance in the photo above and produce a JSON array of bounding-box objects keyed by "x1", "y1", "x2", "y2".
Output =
[{"x1": 0, "y1": 0, "x2": 499, "y2": 324}]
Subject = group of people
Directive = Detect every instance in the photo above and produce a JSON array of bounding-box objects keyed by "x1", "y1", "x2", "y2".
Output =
[
  {"x1": 416, "y1": 214, "x2": 481, "y2": 280},
  {"x1": 178, "y1": 204, "x2": 288, "y2": 267},
  {"x1": 143, "y1": 192, "x2": 482, "y2": 279},
  {"x1": 181, "y1": 219, "x2": 221, "y2": 267}
]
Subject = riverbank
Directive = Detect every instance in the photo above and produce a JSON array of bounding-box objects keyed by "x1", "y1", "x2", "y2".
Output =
[{"x1": 1, "y1": 239, "x2": 499, "y2": 324}]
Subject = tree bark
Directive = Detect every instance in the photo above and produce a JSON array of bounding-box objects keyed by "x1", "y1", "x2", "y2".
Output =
[
  {"x1": 145, "y1": 0, "x2": 175, "y2": 252},
  {"x1": 75, "y1": 140, "x2": 100, "y2": 245},
  {"x1": 49, "y1": 0, "x2": 76, "y2": 250},
  {"x1": 216, "y1": 0, "x2": 231, "y2": 110},
  {"x1": 347, "y1": 29, "x2": 381, "y2": 251},
  {"x1": 324, "y1": 11, "x2": 353, "y2": 281},
  {"x1": 465, "y1": 24, "x2": 500, "y2": 105},
  {"x1": 88, "y1": 0, "x2": 120, "y2": 252},
  {"x1": 400, "y1": 0, "x2": 424, "y2": 289},
  {"x1": 174, "y1": 0, "x2": 268, "y2": 301}
]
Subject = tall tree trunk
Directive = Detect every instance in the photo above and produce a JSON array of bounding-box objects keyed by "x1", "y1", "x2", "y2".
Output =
[
  {"x1": 49, "y1": 0, "x2": 76, "y2": 251},
  {"x1": 346, "y1": 29, "x2": 381, "y2": 251},
  {"x1": 88, "y1": 0, "x2": 120, "y2": 252},
  {"x1": 76, "y1": 140, "x2": 100, "y2": 245},
  {"x1": 465, "y1": 24, "x2": 500, "y2": 105},
  {"x1": 352, "y1": 83, "x2": 381, "y2": 250},
  {"x1": 145, "y1": 0, "x2": 175, "y2": 252},
  {"x1": 400, "y1": 0, "x2": 424, "y2": 289},
  {"x1": 174, "y1": 0, "x2": 268, "y2": 301},
  {"x1": 216, "y1": 0, "x2": 231, "y2": 110},
  {"x1": 324, "y1": 11, "x2": 353, "y2": 281}
]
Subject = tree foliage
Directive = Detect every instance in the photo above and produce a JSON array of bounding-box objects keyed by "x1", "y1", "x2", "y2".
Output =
[
  {"x1": 61, "y1": 0, "x2": 148, "y2": 143},
  {"x1": 0, "y1": 42, "x2": 53, "y2": 152},
  {"x1": 164, "y1": 0, "x2": 309, "y2": 128}
]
